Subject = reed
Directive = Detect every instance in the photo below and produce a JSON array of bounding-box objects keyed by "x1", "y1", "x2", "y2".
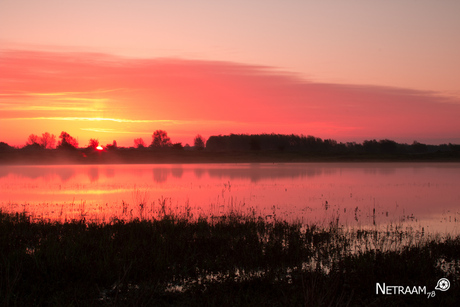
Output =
[{"x1": 1, "y1": 209, "x2": 459, "y2": 306}]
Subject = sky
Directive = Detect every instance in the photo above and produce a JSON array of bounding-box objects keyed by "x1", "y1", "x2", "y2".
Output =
[{"x1": 1, "y1": 0, "x2": 459, "y2": 147}]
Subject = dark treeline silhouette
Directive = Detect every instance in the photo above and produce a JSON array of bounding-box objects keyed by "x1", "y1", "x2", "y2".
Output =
[
  {"x1": 1, "y1": 132, "x2": 460, "y2": 164},
  {"x1": 205, "y1": 133, "x2": 460, "y2": 155},
  {"x1": 133, "y1": 130, "x2": 185, "y2": 150}
]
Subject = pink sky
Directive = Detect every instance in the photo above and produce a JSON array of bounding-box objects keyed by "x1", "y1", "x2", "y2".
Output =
[
  {"x1": 1, "y1": 1, "x2": 459, "y2": 147},
  {"x1": 1, "y1": 50, "x2": 459, "y2": 147}
]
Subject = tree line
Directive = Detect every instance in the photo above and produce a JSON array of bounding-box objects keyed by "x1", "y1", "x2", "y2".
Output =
[
  {"x1": 205, "y1": 134, "x2": 460, "y2": 155},
  {"x1": 0, "y1": 131, "x2": 459, "y2": 156},
  {"x1": 0, "y1": 130, "x2": 206, "y2": 151}
]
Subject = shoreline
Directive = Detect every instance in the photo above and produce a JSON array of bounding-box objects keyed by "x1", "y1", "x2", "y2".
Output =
[{"x1": 2, "y1": 149, "x2": 460, "y2": 165}]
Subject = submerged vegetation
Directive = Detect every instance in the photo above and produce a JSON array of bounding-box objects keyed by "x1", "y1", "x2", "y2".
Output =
[{"x1": 1, "y1": 209, "x2": 459, "y2": 306}]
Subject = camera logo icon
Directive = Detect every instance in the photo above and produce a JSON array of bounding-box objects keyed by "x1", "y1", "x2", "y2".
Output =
[{"x1": 435, "y1": 278, "x2": 450, "y2": 291}]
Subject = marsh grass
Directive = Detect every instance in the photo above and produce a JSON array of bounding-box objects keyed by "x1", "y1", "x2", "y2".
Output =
[{"x1": 1, "y1": 209, "x2": 459, "y2": 306}]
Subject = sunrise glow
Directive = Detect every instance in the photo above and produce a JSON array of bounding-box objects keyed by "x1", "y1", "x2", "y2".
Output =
[{"x1": 1, "y1": 1, "x2": 459, "y2": 147}]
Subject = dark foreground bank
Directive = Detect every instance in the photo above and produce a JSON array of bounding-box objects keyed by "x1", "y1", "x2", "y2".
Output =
[{"x1": 1, "y1": 210, "x2": 459, "y2": 306}]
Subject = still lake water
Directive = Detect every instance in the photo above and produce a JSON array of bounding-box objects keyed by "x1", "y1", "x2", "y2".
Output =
[{"x1": 1, "y1": 163, "x2": 459, "y2": 234}]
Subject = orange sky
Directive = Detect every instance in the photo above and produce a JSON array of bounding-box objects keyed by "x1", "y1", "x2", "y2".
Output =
[
  {"x1": 1, "y1": 1, "x2": 459, "y2": 147},
  {"x1": 1, "y1": 49, "x2": 459, "y2": 147}
]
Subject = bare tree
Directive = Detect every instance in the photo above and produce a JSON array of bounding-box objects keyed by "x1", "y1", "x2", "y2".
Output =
[
  {"x1": 40, "y1": 132, "x2": 56, "y2": 149},
  {"x1": 58, "y1": 131, "x2": 78, "y2": 149},
  {"x1": 88, "y1": 138, "x2": 99, "y2": 150},
  {"x1": 26, "y1": 134, "x2": 39, "y2": 146},
  {"x1": 134, "y1": 138, "x2": 146, "y2": 148},
  {"x1": 194, "y1": 134, "x2": 205, "y2": 150},
  {"x1": 151, "y1": 130, "x2": 171, "y2": 148}
]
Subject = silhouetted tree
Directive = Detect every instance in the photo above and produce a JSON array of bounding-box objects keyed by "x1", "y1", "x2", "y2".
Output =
[
  {"x1": 206, "y1": 135, "x2": 227, "y2": 151},
  {"x1": 58, "y1": 131, "x2": 78, "y2": 149},
  {"x1": 379, "y1": 139, "x2": 398, "y2": 154},
  {"x1": 22, "y1": 143, "x2": 43, "y2": 151},
  {"x1": 363, "y1": 139, "x2": 379, "y2": 154},
  {"x1": 151, "y1": 130, "x2": 171, "y2": 148},
  {"x1": 134, "y1": 138, "x2": 146, "y2": 148},
  {"x1": 323, "y1": 139, "x2": 338, "y2": 151},
  {"x1": 448, "y1": 143, "x2": 460, "y2": 152},
  {"x1": 194, "y1": 134, "x2": 205, "y2": 150},
  {"x1": 172, "y1": 143, "x2": 184, "y2": 150},
  {"x1": 411, "y1": 141, "x2": 428, "y2": 153},
  {"x1": 0, "y1": 142, "x2": 13, "y2": 151},
  {"x1": 106, "y1": 140, "x2": 117, "y2": 150},
  {"x1": 40, "y1": 132, "x2": 56, "y2": 149},
  {"x1": 26, "y1": 134, "x2": 39, "y2": 146},
  {"x1": 25, "y1": 132, "x2": 56, "y2": 149},
  {"x1": 250, "y1": 136, "x2": 261, "y2": 151},
  {"x1": 88, "y1": 139, "x2": 99, "y2": 150}
]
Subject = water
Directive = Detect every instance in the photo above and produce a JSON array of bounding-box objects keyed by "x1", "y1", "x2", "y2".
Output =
[{"x1": 1, "y1": 163, "x2": 459, "y2": 234}]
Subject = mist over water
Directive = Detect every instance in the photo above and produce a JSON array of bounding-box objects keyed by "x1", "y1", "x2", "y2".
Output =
[{"x1": 1, "y1": 163, "x2": 459, "y2": 234}]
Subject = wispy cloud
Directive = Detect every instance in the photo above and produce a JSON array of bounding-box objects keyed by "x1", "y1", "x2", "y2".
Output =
[
  {"x1": 0, "y1": 104, "x2": 101, "y2": 112},
  {"x1": 0, "y1": 90, "x2": 113, "y2": 113},
  {"x1": 3, "y1": 117, "x2": 156, "y2": 123},
  {"x1": 0, "y1": 88, "x2": 126, "y2": 97},
  {"x1": 1, "y1": 49, "x2": 460, "y2": 144},
  {"x1": 80, "y1": 128, "x2": 143, "y2": 134},
  {"x1": 1, "y1": 115, "x2": 241, "y2": 126}
]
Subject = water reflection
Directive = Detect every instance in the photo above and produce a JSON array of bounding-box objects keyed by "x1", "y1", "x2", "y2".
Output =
[
  {"x1": 153, "y1": 168, "x2": 169, "y2": 183},
  {"x1": 0, "y1": 163, "x2": 434, "y2": 182},
  {"x1": 104, "y1": 168, "x2": 115, "y2": 178},
  {"x1": 88, "y1": 167, "x2": 99, "y2": 183},
  {"x1": 171, "y1": 167, "x2": 184, "y2": 179},
  {"x1": 56, "y1": 168, "x2": 75, "y2": 182},
  {"x1": 208, "y1": 165, "x2": 336, "y2": 182},
  {"x1": 0, "y1": 165, "x2": 77, "y2": 182},
  {"x1": 194, "y1": 168, "x2": 205, "y2": 179},
  {"x1": 0, "y1": 163, "x2": 459, "y2": 234}
]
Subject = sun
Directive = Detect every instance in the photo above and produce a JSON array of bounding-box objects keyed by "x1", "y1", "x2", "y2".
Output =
[{"x1": 96, "y1": 145, "x2": 103, "y2": 151}]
